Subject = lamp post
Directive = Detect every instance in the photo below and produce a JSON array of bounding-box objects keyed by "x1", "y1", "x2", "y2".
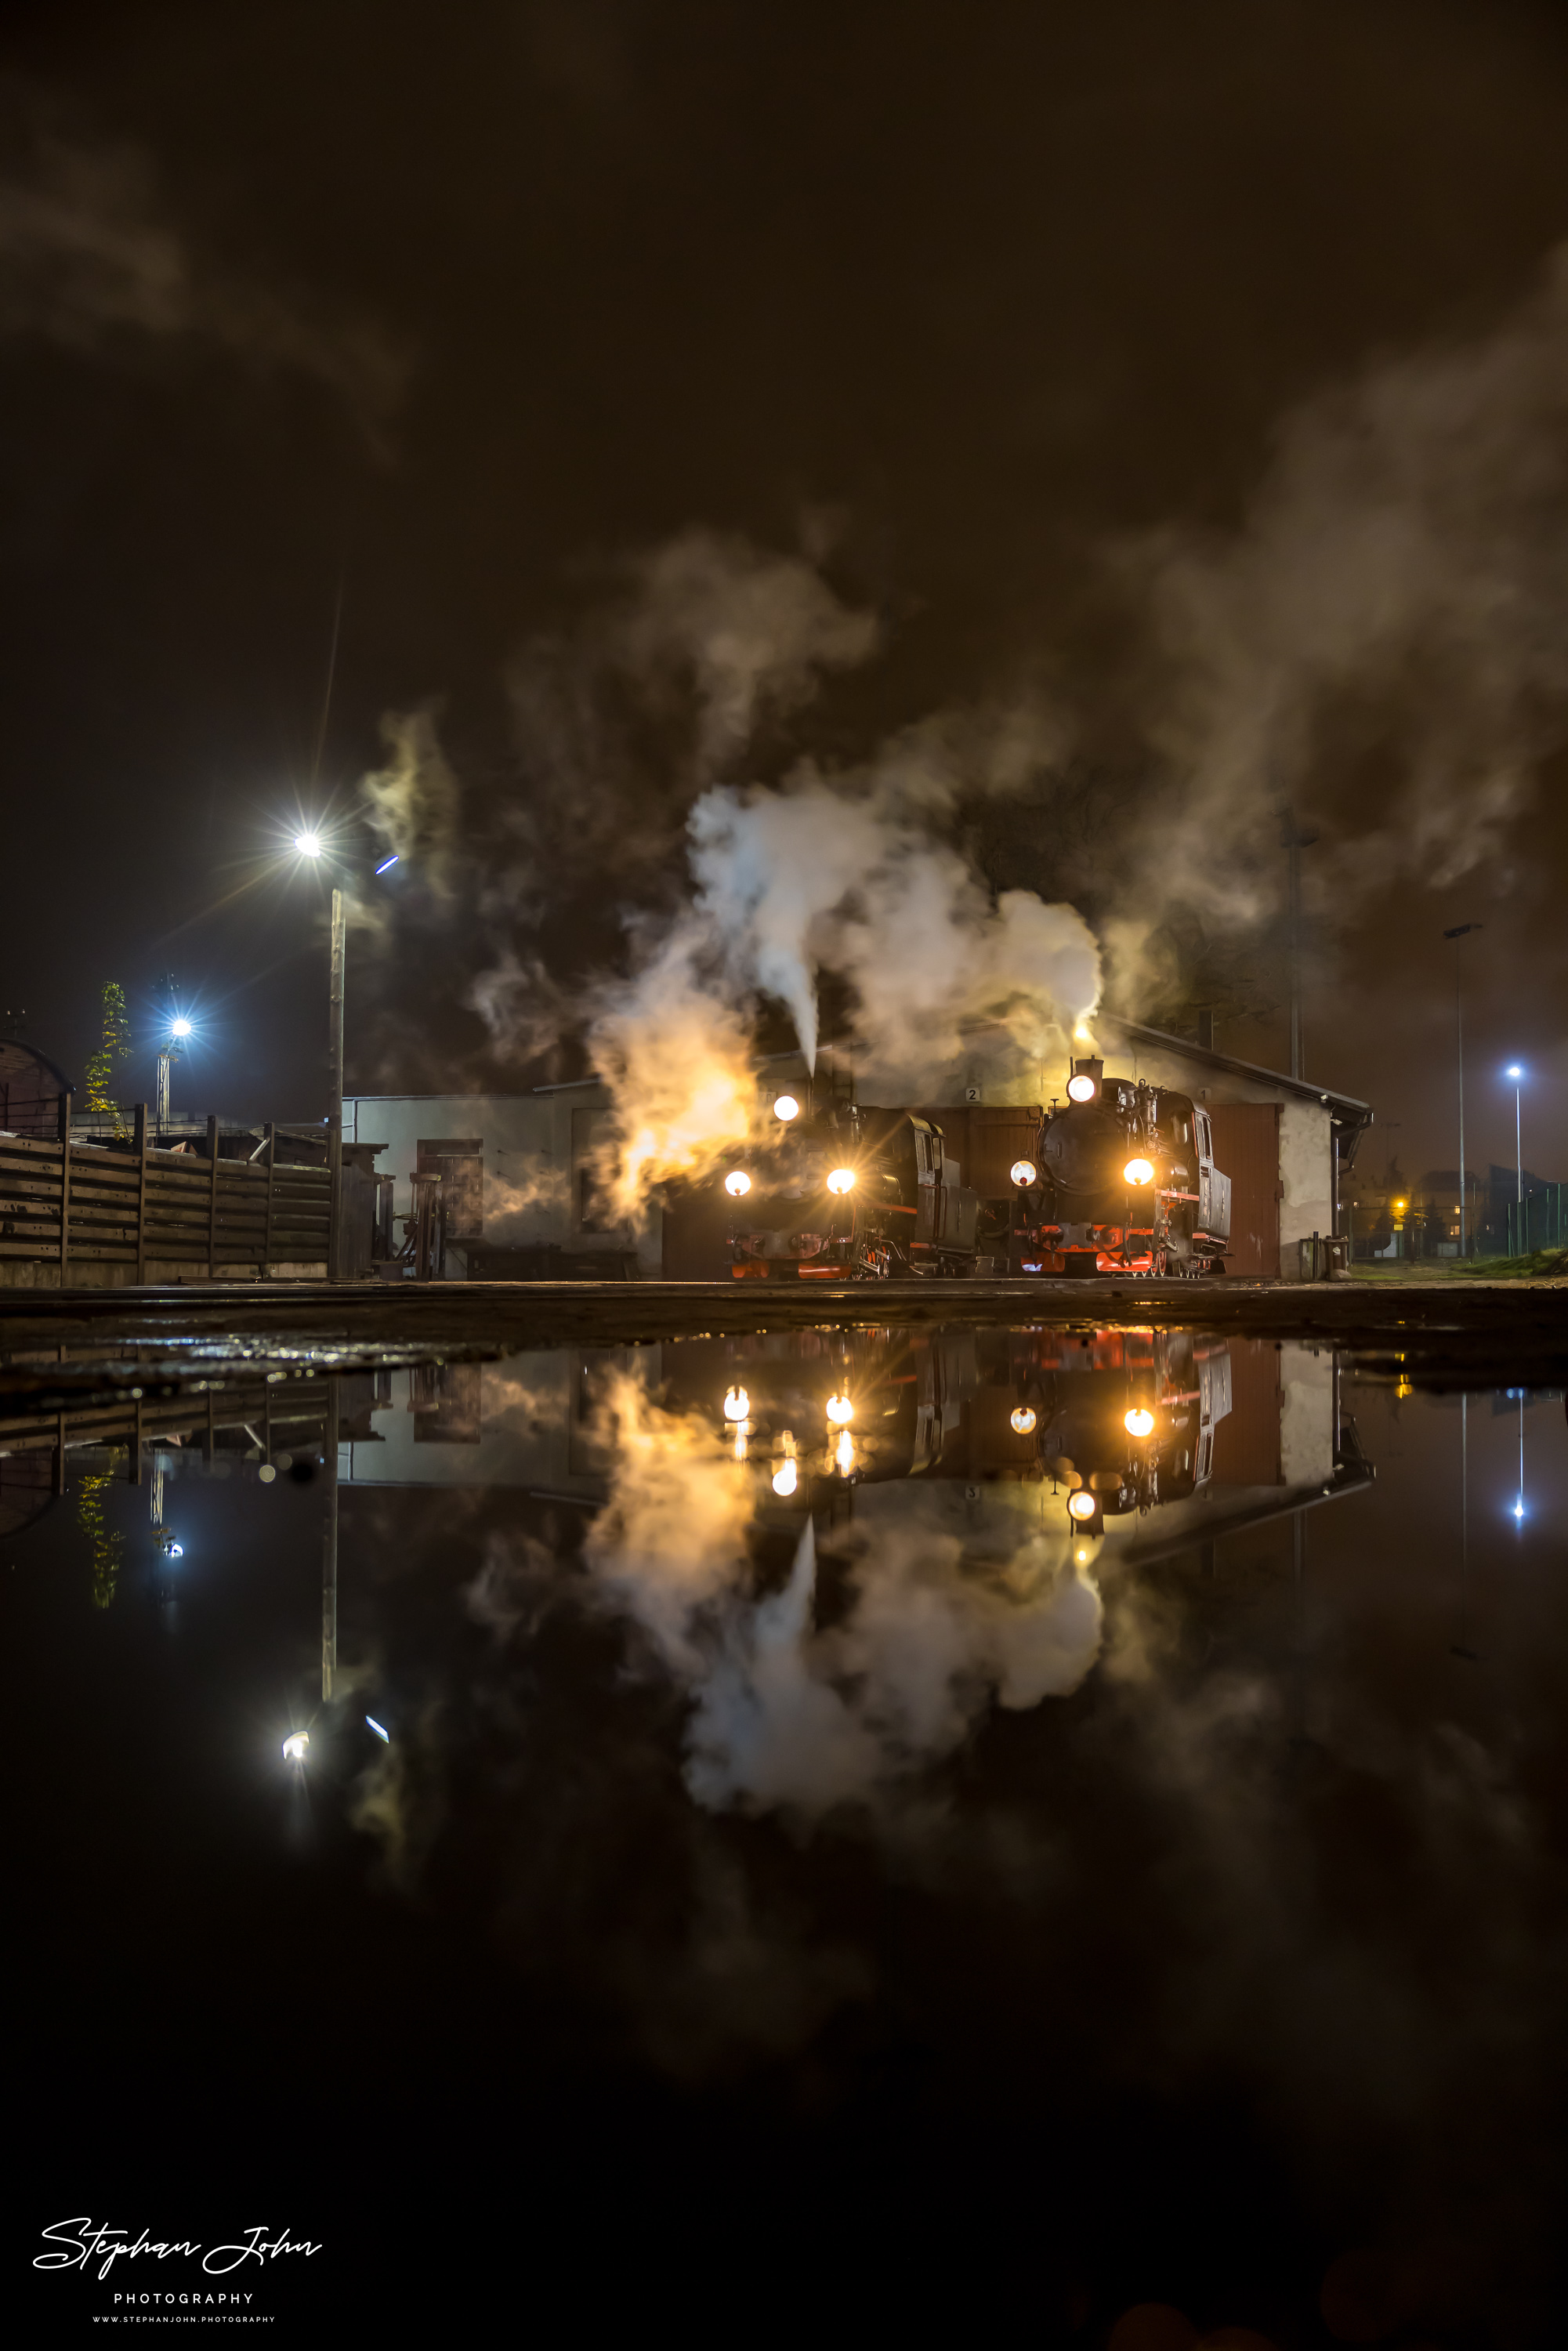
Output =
[
  {"x1": 1443, "y1": 923, "x2": 1482, "y2": 1257},
  {"x1": 292, "y1": 830, "x2": 400, "y2": 1283},
  {"x1": 292, "y1": 833, "x2": 346, "y2": 1279},
  {"x1": 1505, "y1": 1065, "x2": 1524, "y2": 1246}
]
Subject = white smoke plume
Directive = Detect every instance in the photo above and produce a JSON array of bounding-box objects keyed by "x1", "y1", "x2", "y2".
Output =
[
  {"x1": 360, "y1": 709, "x2": 463, "y2": 904},
  {"x1": 586, "y1": 761, "x2": 1100, "y2": 1209}
]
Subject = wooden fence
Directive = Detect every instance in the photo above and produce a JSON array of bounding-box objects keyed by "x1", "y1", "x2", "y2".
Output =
[{"x1": 0, "y1": 1104, "x2": 334, "y2": 1284}]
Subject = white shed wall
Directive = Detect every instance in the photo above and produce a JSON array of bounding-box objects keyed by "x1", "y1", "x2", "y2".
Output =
[{"x1": 344, "y1": 1085, "x2": 663, "y2": 1273}]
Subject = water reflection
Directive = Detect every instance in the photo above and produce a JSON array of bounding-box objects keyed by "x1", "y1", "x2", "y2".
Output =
[
  {"x1": 7, "y1": 1322, "x2": 1566, "y2": 2340},
  {"x1": 331, "y1": 1329, "x2": 1368, "y2": 1822}
]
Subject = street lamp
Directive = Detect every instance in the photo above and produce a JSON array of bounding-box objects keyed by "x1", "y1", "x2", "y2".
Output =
[
  {"x1": 286, "y1": 822, "x2": 398, "y2": 1281},
  {"x1": 1505, "y1": 1066, "x2": 1525, "y2": 1239},
  {"x1": 1443, "y1": 924, "x2": 1483, "y2": 1257}
]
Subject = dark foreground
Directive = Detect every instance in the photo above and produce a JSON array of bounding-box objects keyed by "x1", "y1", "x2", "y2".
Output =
[{"x1": 7, "y1": 1295, "x2": 1566, "y2": 2343}]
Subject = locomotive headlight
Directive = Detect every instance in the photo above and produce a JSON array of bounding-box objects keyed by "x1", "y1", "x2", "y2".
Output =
[
  {"x1": 282, "y1": 1731, "x2": 310, "y2": 1763},
  {"x1": 724, "y1": 1169, "x2": 752, "y2": 1197},
  {"x1": 773, "y1": 1095, "x2": 800, "y2": 1121},
  {"x1": 772, "y1": 1458, "x2": 798, "y2": 1497},
  {"x1": 722, "y1": 1386, "x2": 750, "y2": 1422},
  {"x1": 1124, "y1": 1407, "x2": 1155, "y2": 1438},
  {"x1": 1010, "y1": 1406, "x2": 1038, "y2": 1436},
  {"x1": 1122, "y1": 1157, "x2": 1155, "y2": 1186},
  {"x1": 1067, "y1": 1491, "x2": 1099, "y2": 1522},
  {"x1": 825, "y1": 1393, "x2": 854, "y2": 1426},
  {"x1": 1066, "y1": 1074, "x2": 1097, "y2": 1103},
  {"x1": 1009, "y1": 1159, "x2": 1037, "y2": 1186},
  {"x1": 826, "y1": 1167, "x2": 855, "y2": 1194}
]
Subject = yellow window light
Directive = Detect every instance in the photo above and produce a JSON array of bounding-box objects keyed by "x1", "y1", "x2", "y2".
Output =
[
  {"x1": 1010, "y1": 1159, "x2": 1037, "y2": 1186},
  {"x1": 724, "y1": 1170, "x2": 752, "y2": 1197},
  {"x1": 1123, "y1": 1157, "x2": 1155, "y2": 1186}
]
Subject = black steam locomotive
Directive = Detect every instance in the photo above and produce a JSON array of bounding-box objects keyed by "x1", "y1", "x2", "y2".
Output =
[
  {"x1": 1007, "y1": 1056, "x2": 1231, "y2": 1278},
  {"x1": 721, "y1": 1058, "x2": 1231, "y2": 1281},
  {"x1": 724, "y1": 1093, "x2": 982, "y2": 1280}
]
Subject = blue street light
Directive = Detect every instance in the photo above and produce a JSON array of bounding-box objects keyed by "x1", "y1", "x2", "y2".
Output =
[{"x1": 1505, "y1": 1064, "x2": 1526, "y2": 1238}]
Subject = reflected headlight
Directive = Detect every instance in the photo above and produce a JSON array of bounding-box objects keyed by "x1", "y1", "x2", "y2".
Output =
[
  {"x1": 724, "y1": 1169, "x2": 752, "y2": 1197},
  {"x1": 1010, "y1": 1406, "x2": 1037, "y2": 1436},
  {"x1": 1010, "y1": 1159, "x2": 1037, "y2": 1186},
  {"x1": 773, "y1": 1095, "x2": 799, "y2": 1121},
  {"x1": 1066, "y1": 1074, "x2": 1097, "y2": 1103},
  {"x1": 1067, "y1": 1491, "x2": 1099, "y2": 1522},
  {"x1": 825, "y1": 1393, "x2": 854, "y2": 1426},
  {"x1": 1124, "y1": 1407, "x2": 1155, "y2": 1438},
  {"x1": 826, "y1": 1167, "x2": 856, "y2": 1194},
  {"x1": 1122, "y1": 1157, "x2": 1154, "y2": 1186},
  {"x1": 722, "y1": 1386, "x2": 750, "y2": 1422}
]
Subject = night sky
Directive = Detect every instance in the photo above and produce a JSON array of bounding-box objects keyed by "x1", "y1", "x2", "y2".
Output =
[{"x1": 2, "y1": 0, "x2": 1566, "y2": 1185}]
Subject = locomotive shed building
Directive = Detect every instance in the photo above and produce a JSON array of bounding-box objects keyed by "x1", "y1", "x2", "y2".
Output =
[{"x1": 347, "y1": 1016, "x2": 1370, "y2": 1283}]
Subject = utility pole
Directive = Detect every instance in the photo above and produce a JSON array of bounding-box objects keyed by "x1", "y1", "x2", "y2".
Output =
[
  {"x1": 328, "y1": 889, "x2": 346, "y2": 1281},
  {"x1": 1443, "y1": 924, "x2": 1482, "y2": 1258},
  {"x1": 1280, "y1": 809, "x2": 1320, "y2": 1081}
]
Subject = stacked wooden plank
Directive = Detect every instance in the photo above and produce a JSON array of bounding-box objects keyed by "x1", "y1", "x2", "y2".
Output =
[{"x1": 0, "y1": 1122, "x2": 332, "y2": 1275}]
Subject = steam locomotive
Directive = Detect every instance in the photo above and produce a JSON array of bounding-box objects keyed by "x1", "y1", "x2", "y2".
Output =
[
  {"x1": 720, "y1": 1057, "x2": 1231, "y2": 1281},
  {"x1": 1008, "y1": 1056, "x2": 1231, "y2": 1279},
  {"x1": 725, "y1": 1094, "x2": 983, "y2": 1280}
]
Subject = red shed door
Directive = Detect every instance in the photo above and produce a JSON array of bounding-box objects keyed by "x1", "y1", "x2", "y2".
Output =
[{"x1": 1206, "y1": 1102, "x2": 1280, "y2": 1277}]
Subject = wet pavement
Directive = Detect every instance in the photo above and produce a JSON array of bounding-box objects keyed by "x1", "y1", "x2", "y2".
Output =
[{"x1": 7, "y1": 1292, "x2": 1566, "y2": 2342}]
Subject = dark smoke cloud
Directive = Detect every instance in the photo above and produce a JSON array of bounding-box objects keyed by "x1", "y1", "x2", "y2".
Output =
[
  {"x1": 0, "y1": 81, "x2": 409, "y2": 449},
  {"x1": 1095, "y1": 243, "x2": 1568, "y2": 1005}
]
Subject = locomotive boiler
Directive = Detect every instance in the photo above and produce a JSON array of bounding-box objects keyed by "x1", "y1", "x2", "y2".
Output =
[
  {"x1": 724, "y1": 1093, "x2": 982, "y2": 1280},
  {"x1": 1007, "y1": 1056, "x2": 1232, "y2": 1278}
]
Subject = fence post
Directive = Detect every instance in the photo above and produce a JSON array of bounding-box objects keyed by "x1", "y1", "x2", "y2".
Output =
[
  {"x1": 207, "y1": 1113, "x2": 220, "y2": 1276},
  {"x1": 134, "y1": 1103, "x2": 148, "y2": 1284},
  {"x1": 56, "y1": 1089, "x2": 72, "y2": 1287}
]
